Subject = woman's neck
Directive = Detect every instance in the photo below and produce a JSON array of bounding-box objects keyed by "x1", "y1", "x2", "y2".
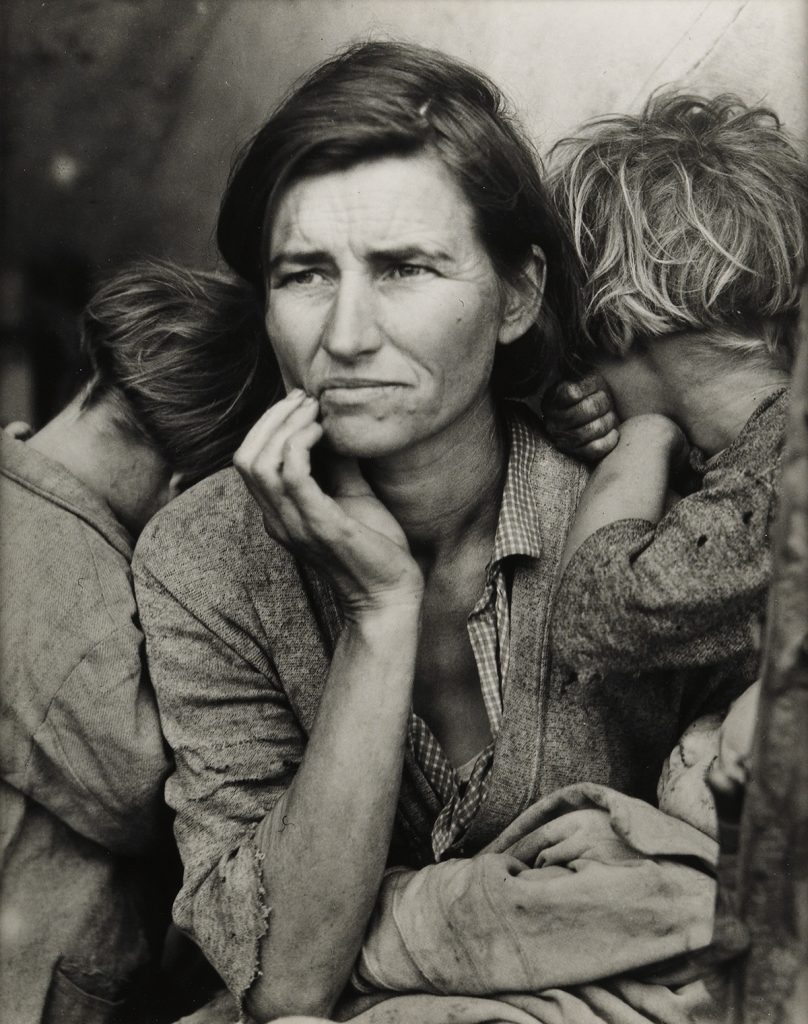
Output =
[
  {"x1": 362, "y1": 395, "x2": 506, "y2": 574},
  {"x1": 28, "y1": 393, "x2": 172, "y2": 535},
  {"x1": 597, "y1": 331, "x2": 789, "y2": 457}
]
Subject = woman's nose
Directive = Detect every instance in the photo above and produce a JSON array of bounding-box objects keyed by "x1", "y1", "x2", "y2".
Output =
[{"x1": 321, "y1": 275, "x2": 382, "y2": 360}]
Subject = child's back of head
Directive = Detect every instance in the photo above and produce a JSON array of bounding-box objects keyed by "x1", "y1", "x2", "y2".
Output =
[
  {"x1": 549, "y1": 91, "x2": 808, "y2": 373},
  {"x1": 80, "y1": 259, "x2": 282, "y2": 487}
]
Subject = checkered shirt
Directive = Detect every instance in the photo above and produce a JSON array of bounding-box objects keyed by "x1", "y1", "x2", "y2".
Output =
[{"x1": 408, "y1": 409, "x2": 543, "y2": 860}]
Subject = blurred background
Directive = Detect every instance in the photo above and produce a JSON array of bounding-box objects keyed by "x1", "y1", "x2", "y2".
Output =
[{"x1": 2, "y1": 0, "x2": 807, "y2": 428}]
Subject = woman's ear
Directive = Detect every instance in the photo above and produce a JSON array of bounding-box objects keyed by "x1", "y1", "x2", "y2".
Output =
[{"x1": 498, "y1": 245, "x2": 547, "y2": 346}]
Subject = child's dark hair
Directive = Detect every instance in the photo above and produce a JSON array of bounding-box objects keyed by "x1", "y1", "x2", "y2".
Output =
[{"x1": 81, "y1": 260, "x2": 281, "y2": 485}]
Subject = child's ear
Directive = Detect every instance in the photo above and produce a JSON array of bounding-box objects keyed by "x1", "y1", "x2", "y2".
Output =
[
  {"x1": 168, "y1": 470, "x2": 189, "y2": 500},
  {"x1": 498, "y1": 245, "x2": 547, "y2": 346}
]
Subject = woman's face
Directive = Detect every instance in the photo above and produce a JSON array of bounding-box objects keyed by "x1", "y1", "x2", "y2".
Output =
[{"x1": 264, "y1": 152, "x2": 527, "y2": 458}]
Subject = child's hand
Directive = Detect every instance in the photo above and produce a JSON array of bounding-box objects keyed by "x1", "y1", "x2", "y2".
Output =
[
  {"x1": 716, "y1": 680, "x2": 760, "y2": 789},
  {"x1": 707, "y1": 680, "x2": 760, "y2": 831},
  {"x1": 541, "y1": 374, "x2": 619, "y2": 462}
]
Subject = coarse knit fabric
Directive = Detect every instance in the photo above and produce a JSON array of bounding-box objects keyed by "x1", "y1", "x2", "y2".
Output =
[
  {"x1": 410, "y1": 411, "x2": 543, "y2": 859},
  {"x1": 551, "y1": 389, "x2": 787, "y2": 684},
  {"x1": 0, "y1": 434, "x2": 172, "y2": 1024},
  {"x1": 133, "y1": 402, "x2": 755, "y2": 1008}
]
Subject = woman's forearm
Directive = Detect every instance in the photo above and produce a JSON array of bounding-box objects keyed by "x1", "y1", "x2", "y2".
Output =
[
  {"x1": 246, "y1": 600, "x2": 421, "y2": 1021},
  {"x1": 560, "y1": 414, "x2": 684, "y2": 574}
]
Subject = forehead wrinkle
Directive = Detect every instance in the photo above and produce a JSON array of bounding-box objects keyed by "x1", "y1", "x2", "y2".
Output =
[{"x1": 270, "y1": 156, "x2": 478, "y2": 265}]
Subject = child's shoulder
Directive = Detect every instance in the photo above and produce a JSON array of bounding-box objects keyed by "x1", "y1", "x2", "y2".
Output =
[{"x1": 704, "y1": 387, "x2": 788, "y2": 481}]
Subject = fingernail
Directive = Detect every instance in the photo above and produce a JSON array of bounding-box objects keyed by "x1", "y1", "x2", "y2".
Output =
[{"x1": 286, "y1": 388, "x2": 304, "y2": 400}]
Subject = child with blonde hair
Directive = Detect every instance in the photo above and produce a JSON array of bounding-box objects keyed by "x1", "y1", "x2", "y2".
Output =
[{"x1": 544, "y1": 91, "x2": 806, "y2": 837}]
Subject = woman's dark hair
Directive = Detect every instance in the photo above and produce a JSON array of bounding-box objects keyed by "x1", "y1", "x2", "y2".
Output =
[
  {"x1": 217, "y1": 40, "x2": 582, "y2": 397},
  {"x1": 81, "y1": 259, "x2": 281, "y2": 486}
]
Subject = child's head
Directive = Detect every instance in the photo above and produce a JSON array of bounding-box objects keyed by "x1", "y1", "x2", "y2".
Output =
[
  {"x1": 550, "y1": 91, "x2": 808, "y2": 371},
  {"x1": 80, "y1": 260, "x2": 281, "y2": 487}
]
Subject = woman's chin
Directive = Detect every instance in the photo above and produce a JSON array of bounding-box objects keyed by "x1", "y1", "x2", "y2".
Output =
[{"x1": 320, "y1": 414, "x2": 413, "y2": 460}]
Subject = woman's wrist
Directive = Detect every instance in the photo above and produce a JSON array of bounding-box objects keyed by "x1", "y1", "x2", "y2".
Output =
[{"x1": 342, "y1": 590, "x2": 424, "y2": 633}]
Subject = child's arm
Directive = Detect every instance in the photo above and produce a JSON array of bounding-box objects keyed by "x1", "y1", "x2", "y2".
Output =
[
  {"x1": 551, "y1": 437, "x2": 776, "y2": 674},
  {"x1": 559, "y1": 414, "x2": 687, "y2": 574}
]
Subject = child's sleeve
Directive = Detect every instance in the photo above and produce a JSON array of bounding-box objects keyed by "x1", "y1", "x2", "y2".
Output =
[{"x1": 552, "y1": 464, "x2": 775, "y2": 673}]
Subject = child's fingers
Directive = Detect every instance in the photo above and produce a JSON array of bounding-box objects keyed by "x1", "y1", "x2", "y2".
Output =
[
  {"x1": 545, "y1": 390, "x2": 614, "y2": 430},
  {"x1": 543, "y1": 373, "x2": 609, "y2": 412},
  {"x1": 572, "y1": 428, "x2": 620, "y2": 463}
]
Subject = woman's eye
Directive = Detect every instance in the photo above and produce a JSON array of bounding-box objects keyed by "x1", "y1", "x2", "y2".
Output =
[
  {"x1": 279, "y1": 270, "x2": 323, "y2": 287},
  {"x1": 388, "y1": 263, "x2": 431, "y2": 280}
]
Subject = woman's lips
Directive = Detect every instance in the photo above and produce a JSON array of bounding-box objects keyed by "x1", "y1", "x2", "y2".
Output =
[{"x1": 318, "y1": 381, "x2": 405, "y2": 403}]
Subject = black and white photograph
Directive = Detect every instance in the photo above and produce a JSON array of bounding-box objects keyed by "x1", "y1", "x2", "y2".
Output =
[{"x1": 1, "y1": 2, "x2": 806, "y2": 1023}]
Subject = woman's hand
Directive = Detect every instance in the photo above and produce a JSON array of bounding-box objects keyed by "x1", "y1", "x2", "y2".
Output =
[
  {"x1": 234, "y1": 390, "x2": 423, "y2": 615},
  {"x1": 541, "y1": 374, "x2": 620, "y2": 462}
]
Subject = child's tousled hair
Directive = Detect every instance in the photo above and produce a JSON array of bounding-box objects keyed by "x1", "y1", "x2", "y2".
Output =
[
  {"x1": 549, "y1": 91, "x2": 808, "y2": 369},
  {"x1": 81, "y1": 260, "x2": 281, "y2": 486}
]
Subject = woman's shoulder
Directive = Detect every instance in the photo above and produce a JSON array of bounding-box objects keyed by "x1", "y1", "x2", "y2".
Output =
[{"x1": 133, "y1": 465, "x2": 294, "y2": 590}]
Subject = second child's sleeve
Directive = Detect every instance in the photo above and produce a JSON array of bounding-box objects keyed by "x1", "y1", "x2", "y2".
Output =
[{"x1": 552, "y1": 463, "x2": 776, "y2": 673}]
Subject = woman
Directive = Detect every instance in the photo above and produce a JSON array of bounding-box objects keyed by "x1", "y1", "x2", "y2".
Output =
[{"x1": 133, "y1": 45, "x2": 742, "y2": 1022}]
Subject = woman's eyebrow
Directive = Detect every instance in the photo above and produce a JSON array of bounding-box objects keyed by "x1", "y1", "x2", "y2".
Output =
[
  {"x1": 269, "y1": 245, "x2": 454, "y2": 271},
  {"x1": 268, "y1": 249, "x2": 333, "y2": 271},
  {"x1": 369, "y1": 245, "x2": 453, "y2": 266}
]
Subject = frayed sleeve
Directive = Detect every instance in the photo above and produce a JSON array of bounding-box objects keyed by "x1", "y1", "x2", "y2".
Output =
[{"x1": 133, "y1": 545, "x2": 305, "y2": 1005}]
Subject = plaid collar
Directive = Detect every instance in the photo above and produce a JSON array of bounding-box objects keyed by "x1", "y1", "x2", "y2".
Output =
[{"x1": 487, "y1": 405, "x2": 544, "y2": 577}]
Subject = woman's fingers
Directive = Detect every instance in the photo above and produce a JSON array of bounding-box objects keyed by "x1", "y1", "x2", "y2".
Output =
[
  {"x1": 280, "y1": 421, "x2": 325, "y2": 491},
  {"x1": 235, "y1": 390, "x2": 420, "y2": 603},
  {"x1": 236, "y1": 388, "x2": 307, "y2": 461},
  {"x1": 234, "y1": 392, "x2": 324, "y2": 544},
  {"x1": 236, "y1": 395, "x2": 318, "y2": 485}
]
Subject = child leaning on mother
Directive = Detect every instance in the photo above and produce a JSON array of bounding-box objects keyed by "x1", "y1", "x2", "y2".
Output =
[{"x1": 132, "y1": 43, "x2": 805, "y2": 1024}]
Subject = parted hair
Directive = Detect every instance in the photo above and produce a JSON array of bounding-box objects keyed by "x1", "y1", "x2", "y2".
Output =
[
  {"x1": 81, "y1": 260, "x2": 281, "y2": 485},
  {"x1": 549, "y1": 91, "x2": 808, "y2": 366},
  {"x1": 217, "y1": 40, "x2": 583, "y2": 397}
]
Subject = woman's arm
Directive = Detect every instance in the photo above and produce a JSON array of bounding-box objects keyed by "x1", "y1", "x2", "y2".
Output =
[
  {"x1": 138, "y1": 391, "x2": 425, "y2": 1021},
  {"x1": 355, "y1": 788, "x2": 718, "y2": 996},
  {"x1": 248, "y1": 602, "x2": 420, "y2": 1020}
]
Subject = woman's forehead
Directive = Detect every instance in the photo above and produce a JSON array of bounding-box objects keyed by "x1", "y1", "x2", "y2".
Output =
[{"x1": 267, "y1": 152, "x2": 479, "y2": 258}]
